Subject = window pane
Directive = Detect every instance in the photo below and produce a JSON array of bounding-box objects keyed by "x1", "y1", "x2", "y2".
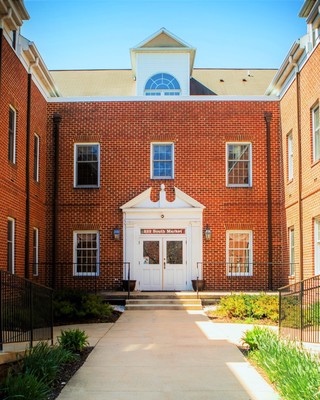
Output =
[
  {"x1": 152, "y1": 144, "x2": 173, "y2": 178},
  {"x1": 7, "y1": 219, "x2": 14, "y2": 274},
  {"x1": 228, "y1": 232, "x2": 251, "y2": 274},
  {"x1": 34, "y1": 135, "x2": 39, "y2": 181},
  {"x1": 227, "y1": 144, "x2": 250, "y2": 186},
  {"x1": 143, "y1": 241, "x2": 159, "y2": 264},
  {"x1": 314, "y1": 106, "x2": 320, "y2": 161},
  {"x1": 76, "y1": 145, "x2": 99, "y2": 186},
  {"x1": 9, "y1": 108, "x2": 16, "y2": 163},
  {"x1": 167, "y1": 241, "x2": 183, "y2": 264},
  {"x1": 75, "y1": 232, "x2": 98, "y2": 274}
]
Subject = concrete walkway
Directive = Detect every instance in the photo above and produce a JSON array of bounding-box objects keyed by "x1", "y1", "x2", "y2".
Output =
[{"x1": 57, "y1": 310, "x2": 280, "y2": 400}]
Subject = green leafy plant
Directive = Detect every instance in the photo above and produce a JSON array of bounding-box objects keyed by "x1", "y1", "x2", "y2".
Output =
[
  {"x1": 242, "y1": 326, "x2": 320, "y2": 400},
  {"x1": 57, "y1": 328, "x2": 89, "y2": 353},
  {"x1": 2, "y1": 372, "x2": 50, "y2": 400}
]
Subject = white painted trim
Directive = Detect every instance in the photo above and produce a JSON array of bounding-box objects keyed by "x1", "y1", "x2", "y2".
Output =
[
  {"x1": 74, "y1": 143, "x2": 100, "y2": 188},
  {"x1": 9, "y1": 105, "x2": 17, "y2": 164},
  {"x1": 7, "y1": 217, "x2": 15, "y2": 274},
  {"x1": 312, "y1": 104, "x2": 320, "y2": 162},
  {"x1": 33, "y1": 227, "x2": 39, "y2": 276},
  {"x1": 47, "y1": 95, "x2": 279, "y2": 103},
  {"x1": 34, "y1": 133, "x2": 40, "y2": 182},
  {"x1": 315, "y1": 219, "x2": 320, "y2": 275},
  {"x1": 150, "y1": 142, "x2": 174, "y2": 180}
]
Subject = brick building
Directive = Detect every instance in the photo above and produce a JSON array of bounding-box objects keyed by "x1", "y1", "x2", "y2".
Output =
[{"x1": 0, "y1": 0, "x2": 319, "y2": 292}]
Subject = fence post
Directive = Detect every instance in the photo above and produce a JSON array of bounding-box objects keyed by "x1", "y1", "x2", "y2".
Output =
[
  {"x1": 50, "y1": 289, "x2": 54, "y2": 346},
  {"x1": 300, "y1": 280, "x2": 304, "y2": 343},
  {"x1": 127, "y1": 262, "x2": 131, "y2": 300},
  {"x1": 30, "y1": 283, "x2": 34, "y2": 348}
]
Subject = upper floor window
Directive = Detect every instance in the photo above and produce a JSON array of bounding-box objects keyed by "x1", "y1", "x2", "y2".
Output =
[
  {"x1": 34, "y1": 134, "x2": 40, "y2": 182},
  {"x1": 7, "y1": 218, "x2": 15, "y2": 274},
  {"x1": 151, "y1": 143, "x2": 174, "y2": 179},
  {"x1": 226, "y1": 143, "x2": 252, "y2": 187},
  {"x1": 144, "y1": 73, "x2": 181, "y2": 96},
  {"x1": 73, "y1": 231, "x2": 99, "y2": 276},
  {"x1": 9, "y1": 106, "x2": 16, "y2": 164},
  {"x1": 226, "y1": 230, "x2": 253, "y2": 276},
  {"x1": 33, "y1": 228, "x2": 39, "y2": 276},
  {"x1": 313, "y1": 105, "x2": 319, "y2": 162},
  {"x1": 74, "y1": 144, "x2": 100, "y2": 188},
  {"x1": 287, "y1": 132, "x2": 293, "y2": 181}
]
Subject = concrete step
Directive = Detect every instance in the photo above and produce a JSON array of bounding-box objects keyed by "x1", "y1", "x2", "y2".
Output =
[
  {"x1": 126, "y1": 299, "x2": 202, "y2": 305},
  {"x1": 125, "y1": 303, "x2": 203, "y2": 311}
]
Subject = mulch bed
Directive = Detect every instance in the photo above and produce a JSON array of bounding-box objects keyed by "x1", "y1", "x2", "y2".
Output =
[{"x1": 54, "y1": 310, "x2": 122, "y2": 326}]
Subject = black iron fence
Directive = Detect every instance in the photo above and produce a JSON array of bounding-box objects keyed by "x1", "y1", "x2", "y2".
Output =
[
  {"x1": 0, "y1": 270, "x2": 53, "y2": 350},
  {"x1": 279, "y1": 275, "x2": 320, "y2": 343},
  {"x1": 30, "y1": 261, "x2": 131, "y2": 296}
]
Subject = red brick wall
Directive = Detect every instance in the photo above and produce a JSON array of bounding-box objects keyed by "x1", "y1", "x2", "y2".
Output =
[
  {"x1": 0, "y1": 36, "x2": 48, "y2": 281},
  {"x1": 47, "y1": 99, "x2": 284, "y2": 290}
]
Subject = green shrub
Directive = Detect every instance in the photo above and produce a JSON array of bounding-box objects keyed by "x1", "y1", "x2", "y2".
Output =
[
  {"x1": 53, "y1": 289, "x2": 113, "y2": 322},
  {"x1": 211, "y1": 293, "x2": 279, "y2": 322},
  {"x1": 57, "y1": 328, "x2": 89, "y2": 353},
  {"x1": 23, "y1": 342, "x2": 76, "y2": 384},
  {"x1": 242, "y1": 326, "x2": 320, "y2": 400},
  {"x1": 2, "y1": 372, "x2": 50, "y2": 400}
]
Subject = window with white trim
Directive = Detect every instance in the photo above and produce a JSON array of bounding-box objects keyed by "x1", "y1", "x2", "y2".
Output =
[
  {"x1": 9, "y1": 106, "x2": 16, "y2": 164},
  {"x1": 315, "y1": 219, "x2": 320, "y2": 276},
  {"x1": 313, "y1": 105, "x2": 319, "y2": 162},
  {"x1": 151, "y1": 143, "x2": 174, "y2": 179},
  {"x1": 34, "y1": 134, "x2": 40, "y2": 182},
  {"x1": 33, "y1": 228, "x2": 39, "y2": 276},
  {"x1": 7, "y1": 218, "x2": 15, "y2": 274},
  {"x1": 73, "y1": 231, "x2": 99, "y2": 276},
  {"x1": 287, "y1": 132, "x2": 293, "y2": 181},
  {"x1": 144, "y1": 73, "x2": 180, "y2": 96},
  {"x1": 226, "y1": 231, "x2": 253, "y2": 276},
  {"x1": 74, "y1": 144, "x2": 100, "y2": 188},
  {"x1": 289, "y1": 227, "x2": 295, "y2": 276},
  {"x1": 226, "y1": 143, "x2": 252, "y2": 187}
]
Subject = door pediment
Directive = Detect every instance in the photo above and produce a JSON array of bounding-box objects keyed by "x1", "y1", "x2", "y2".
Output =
[{"x1": 120, "y1": 184, "x2": 205, "y2": 211}]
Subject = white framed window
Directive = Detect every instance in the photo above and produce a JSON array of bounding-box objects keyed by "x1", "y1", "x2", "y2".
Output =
[
  {"x1": 287, "y1": 132, "x2": 293, "y2": 181},
  {"x1": 226, "y1": 230, "x2": 253, "y2": 276},
  {"x1": 73, "y1": 231, "x2": 99, "y2": 276},
  {"x1": 74, "y1": 143, "x2": 100, "y2": 188},
  {"x1": 9, "y1": 106, "x2": 16, "y2": 164},
  {"x1": 151, "y1": 143, "x2": 174, "y2": 179},
  {"x1": 33, "y1": 228, "x2": 39, "y2": 276},
  {"x1": 313, "y1": 105, "x2": 319, "y2": 162},
  {"x1": 289, "y1": 227, "x2": 295, "y2": 276},
  {"x1": 315, "y1": 219, "x2": 320, "y2": 276},
  {"x1": 34, "y1": 134, "x2": 40, "y2": 182},
  {"x1": 7, "y1": 218, "x2": 15, "y2": 274},
  {"x1": 226, "y1": 143, "x2": 252, "y2": 187},
  {"x1": 144, "y1": 73, "x2": 181, "y2": 96}
]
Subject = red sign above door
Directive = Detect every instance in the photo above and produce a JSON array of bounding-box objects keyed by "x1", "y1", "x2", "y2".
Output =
[{"x1": 141, "y1": 229, "x2": 185, "y2": 235}]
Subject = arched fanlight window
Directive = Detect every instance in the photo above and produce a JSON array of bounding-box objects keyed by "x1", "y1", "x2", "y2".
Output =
[{"x1": 144, "y1": 73, "x2": 181, "y2": 96}]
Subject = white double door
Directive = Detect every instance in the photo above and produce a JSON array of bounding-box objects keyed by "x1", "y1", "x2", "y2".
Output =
[{"x1": 140, "y1": 237, "x2": 187, "y2": 291}]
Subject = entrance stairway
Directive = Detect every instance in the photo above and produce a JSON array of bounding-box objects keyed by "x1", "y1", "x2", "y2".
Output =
[{"x1": 125, "y1": 292, "x2": 203, "y2": 310}]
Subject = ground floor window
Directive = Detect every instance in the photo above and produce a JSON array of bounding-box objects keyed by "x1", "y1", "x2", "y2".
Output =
[
  {"x1": 226, "y1": 230, "x2": 252, "y2": 276},
  {"x1": 289, "y1": 227, "x2": 295, "y2": 276},
  {"x1": 7, "y1": 218, "x2": 15, "y2": 274},
  {"x1": 73, "y1": 231, "x2": 99, "y2": 275},
  {"x1": 315, "y1": 219, "x2": 320, "y2": 275}
]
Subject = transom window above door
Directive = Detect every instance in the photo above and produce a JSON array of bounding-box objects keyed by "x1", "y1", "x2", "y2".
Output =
[
  {"x1": 144, "y1": 73, "x2": 181, "y2": 96},
  {"x1": 151, "y1": 143, "x2": 174, "y2": 179}
]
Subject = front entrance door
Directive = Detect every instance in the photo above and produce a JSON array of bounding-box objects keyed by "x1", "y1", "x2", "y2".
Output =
[{"x1": 141, "y1": 238, "x2": 186, "y2": 290}]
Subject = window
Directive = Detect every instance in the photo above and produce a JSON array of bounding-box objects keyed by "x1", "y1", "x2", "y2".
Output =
[
  {"x1": 34, "y1": 134, "x2": 40, "y2": 182},
  {"x1": 73, "y1": 231, "x2": 99, "y2": 276},
  {"x1": 74, "y1": 144, "x2": 100, "y2": 187},
  {"x1": 226, "y1": 231, "x2": 253, "y2": 276},
  {"x1": 9, "y1": 106, "x2": 16, "y2": 164},
  {"x1": 315, "y1": 219, "x2": 320, "y2": 276},
  {"x1": 289, "y1": 227, "x2": 295, "y2": 276},
  {"x1": 144, "y1": 73, "x2": 180, "y2": 96},
  {"x1": 313, "y1": 105, "x2": 319, "y2": 162},
  {"x1": 151, "y1": 143, "x2": 174, "y2": 179},
  {"x1": 33, "y1": 228, "x2": 39, "y2": 276},
  {"x1": 227, "y1": 143, "x2": 252, "y2": 187},
  {"x1": 287, "y1": 133, "x2": 293, "y2": 181},
  {"x1": 7, "y1": 218, "x2": 15, "y2": 274}
]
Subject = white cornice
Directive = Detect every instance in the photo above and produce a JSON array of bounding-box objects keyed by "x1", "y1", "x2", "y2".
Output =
[{"x1": 0, "y1": 0, "x2": 29, "y2": 30}]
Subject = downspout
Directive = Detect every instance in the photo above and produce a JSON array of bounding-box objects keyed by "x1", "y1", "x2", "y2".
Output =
[
  {"x1": 24, "y1": 73, "x2": 32, "y2": 279},
  {"x1": 52, "y1": 113, "x2": 61, "y2": 288},
  {"x1": 264, "y1": 111, "x2": 273, "y2": 290},
  {"x1": 295, "y1": 67, "x2": 304, "y2": 281}
]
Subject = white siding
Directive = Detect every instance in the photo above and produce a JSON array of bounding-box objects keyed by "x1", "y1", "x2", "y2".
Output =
[{"x1": 136, "y1": 53, "x2": 190, "y2": 96}]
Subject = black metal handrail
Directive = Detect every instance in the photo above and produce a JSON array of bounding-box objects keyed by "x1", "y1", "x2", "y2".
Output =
[
  {"x1": 0, "y1": 270, "x2": 53, "y2": 351},
  {"x1": 279, "y1": 275, "x2": 320, "y2": 343}
]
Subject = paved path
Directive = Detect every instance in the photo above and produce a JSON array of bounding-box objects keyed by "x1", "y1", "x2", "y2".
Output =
[{"x1": 57, "y1": 310, "x2": 280, "y2": 400}]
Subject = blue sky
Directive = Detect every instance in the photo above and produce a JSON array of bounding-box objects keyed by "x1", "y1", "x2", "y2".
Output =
[{"x1": 21, "y1": 0, "x2": 306, "y2": 71}]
